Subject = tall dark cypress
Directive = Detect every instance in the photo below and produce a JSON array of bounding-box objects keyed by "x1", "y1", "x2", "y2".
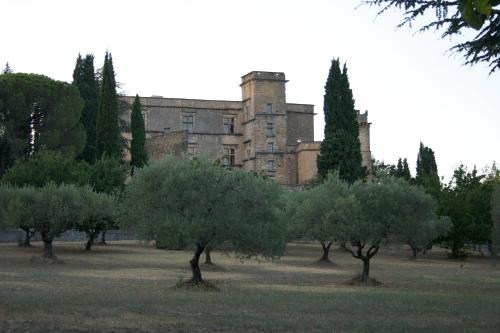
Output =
[
  {"x1": 396, "y1": 158, "x2": 403, "y2": 177},
  {"x1": 96, "y1": 52, "x2": 121, "y2": 160},
  {"x1": 416, "y1": 142, "x2": 440, "y2": 197},
  {"x1": 130, "y1": 94, "x2": 147, "y2": 172},
  {"x1": 402, "y1": 158, "x2": 411, "y2": 181},
  {"x1": 317, "y1": 59, "x2": 365, "y2": 183},
  {"x1": 73, "y1": 54, "x2": 99, "y2": 163}
]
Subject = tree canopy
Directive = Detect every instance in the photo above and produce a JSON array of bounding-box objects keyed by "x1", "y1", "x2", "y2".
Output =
[
  {"x1": 416, "y1": 142, "x2": 441, "y2": 198},
  {"x1": 339, "y1": 177, "x2": 442, "y2": 282},
  {"x1": 362, "y1": 0, "x2": 500, "y2": 73},
  {"x1": 288, "y1": 173, "x2": 354, "y2": 263},
  {"x1": 317, "y1": 59, "x2": 365, "y2": 183},
  {"x1": 130, "y1": 94, "x2": 147, "y2": 172},
  {"x1": 73, "y1": 54, "x2": 99, "y2": 164},
  {"x1": 0, "y1": 73, "x2": 85, "y2": 175},
  {"x1": 440, "y1": 164, "x2": 497, "y2": 257},
  {"x1": 120, "y1": 156, "x2": 287, "y2": 285},
  {"x1": 96, "y1": 52, "x2": 121, "y2": 160}
]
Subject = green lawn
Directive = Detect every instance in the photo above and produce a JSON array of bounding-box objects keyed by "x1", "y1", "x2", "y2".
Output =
[{"x1": 1, "y1": 241, "x2": 499, "y2": 332}]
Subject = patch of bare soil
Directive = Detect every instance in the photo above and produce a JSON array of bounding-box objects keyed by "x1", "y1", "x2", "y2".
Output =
[
  {"x1": 313, "y1": 258, "x2": 337, "y2": 267},
  {"x1": 30, "y1": 255, "x2": 64, "y2": 265},
  {"x1": 201, "y1": 263, "x2": 227, "y2": 272},
  {"x1": 347, "y1": 275, "x2": 382, "y2": 287},
  {"x1": 173, "y1": 278, "x2": 221, "y2": 292}
]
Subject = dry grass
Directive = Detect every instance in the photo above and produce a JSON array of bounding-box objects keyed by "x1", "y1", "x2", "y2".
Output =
[{"x1": 1, "y1": 241, "x2": 499, "y2": 332}]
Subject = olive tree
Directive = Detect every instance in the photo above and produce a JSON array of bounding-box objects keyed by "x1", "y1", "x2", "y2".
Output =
[
  {"x1": 339, "y1": 178, "x2": 439, "y2": 283},
  {"x1": 120, "y1": 157, "x2": 287, "y2": 285},
  {"x1": 391, "y1": 184, "x2": 452, "y2": 259},
  {"x1": 75, "y1": 188, "x2": 116, "y2": 251},
  {"x1": 33, "y1": 184, "x2": 88, "y2": 258},
  {"x1": 288, "y1": 174, "x2": 352, "y2": 263},
  {"x1": 0, "y1": 185, "x2": 17, "y2": 230}
]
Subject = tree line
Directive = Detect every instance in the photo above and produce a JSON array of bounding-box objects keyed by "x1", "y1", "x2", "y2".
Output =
[{"x1": 1, "y1": 53, "x2": 499, "y2": 288}]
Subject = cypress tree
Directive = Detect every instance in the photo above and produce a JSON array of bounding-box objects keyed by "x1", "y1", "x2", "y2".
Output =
[
  {"x1": 96, "y1": 52, "x2": 121, "y2": 160},
  {"x1": 416, "y1": 142, "x2": 440, "y2": 197},
  {"x1": 317, "y1": 59, "x2": 365, "y2": 183},
  {"x1": 402, "y1": 158, "x2": 411, "y2": 181},
  {"x1": 73, "y1": 54, "x2": 99, "y2": 163},
  {"x1": 130, "y1": 94, "x2": 147, "y2": 172},
  {"x1": 396, "y1": 158, "x2": 403, "y2": 177}
]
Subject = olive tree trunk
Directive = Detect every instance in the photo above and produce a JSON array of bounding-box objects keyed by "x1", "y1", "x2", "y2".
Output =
[
  {"x1": 342, "y1": 241, "x2": 380, "y2": 282},
  {"x1": 20, "y1": 227, "x2": 35, "y2": 247},
  {"x1": 190, "y1": 243, "x2": 205, "y2": 284},
  {"x1": 205, "y1": 246, "x2": 214, "y2": 265},
  {"x1": 41, "y1": 232, "x2": 55, "y2": 258},
  {"x1": 85, "y1": 230, "x2": 99, "y2": 251},
  {"x1": 361, "y1": 258, "x2": 370, "y2": 282},
  {"x1": 98, "y1": 230, "x2": 108, "y2": 245},
  {"x1": 319, "y1": 241, "x2": 333, "y2": 262}
]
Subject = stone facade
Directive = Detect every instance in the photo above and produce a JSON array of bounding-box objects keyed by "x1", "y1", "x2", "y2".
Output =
[{"x1": 121, "y1": 71, "x2": 372, "y2": 186}]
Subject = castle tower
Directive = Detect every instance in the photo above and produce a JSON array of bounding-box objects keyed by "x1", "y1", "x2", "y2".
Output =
[
  {"x1": 240, "y1": 71, "x2": 289, "y2": 182},
  {"x1": 357, "y1": 110, "x2": 373, "y2": 177}
]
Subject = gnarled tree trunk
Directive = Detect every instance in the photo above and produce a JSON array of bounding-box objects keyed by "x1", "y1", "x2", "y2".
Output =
[
  {"x1": 20, "y1": 227, "x2": 35, "y2": 247},
  {"x1": 205, "y1": 246, "x2": 214, "y2": 265},
  {"x1": 41, "y1": 232, "x2": 55, "y2": 258},
  {"x1": 190, "y1": 243, "x2": 205, "y2": 284},
  {"x1": 98, "y1": 230, "x2": 107, "y2": 245},
  {"x1": 319, "y1": 241, "x2": 333, "y2": 262},
  {"x1": 361, "y1": 258, "x2": 370, "y2": 282},
  {"x1": 85, "y1": 230, "x2": 99, "y2": 251}
]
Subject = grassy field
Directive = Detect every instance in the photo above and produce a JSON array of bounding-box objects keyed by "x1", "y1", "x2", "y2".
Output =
[{"x1": 1, "y1": 241, "x2": 499, "y2": 333}]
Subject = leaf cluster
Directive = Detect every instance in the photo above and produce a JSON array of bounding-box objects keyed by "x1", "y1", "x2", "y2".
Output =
[{"x1": 120, "y1": 156, "x2": 287, "y2": 259}]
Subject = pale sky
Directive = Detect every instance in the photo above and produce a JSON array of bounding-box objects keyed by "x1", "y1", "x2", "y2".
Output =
[{"x1": 1, "y1": 0, "x2": 499, "y2": 181}]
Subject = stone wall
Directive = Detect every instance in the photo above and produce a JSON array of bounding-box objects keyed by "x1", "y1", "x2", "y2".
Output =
[
  {"x1": 297, "y1": 142, "x2": 321, "y2": 184},
  {"x1": 146, "y1": 131, "x2": 188, "y2": 160}
]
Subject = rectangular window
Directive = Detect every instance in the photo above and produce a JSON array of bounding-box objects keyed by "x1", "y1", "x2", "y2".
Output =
[
  {"x1": 267, "y1": 160, "x2": 275, "y2": 171},
  {"x1": 223, "y1": 117, "x2": 235, "y2": 134},
  {"x1": 187, "y1": 145, "x2": 196, "y2": 159},
  {"x1": 266, "y1": 123, "x2": 274, "y2": 137},
  {"x1": 265, "y1": 103, "x2": 273, "y2": 113},
  {"x1": 222, "y1": 147, "x2": 236, "y2": 166},
  {"x1": 182, "y1": 115, "x2": 194, "y2": 133},
  {"x1": 267, "y1": 143, "x2": 274, "y2": 152}
]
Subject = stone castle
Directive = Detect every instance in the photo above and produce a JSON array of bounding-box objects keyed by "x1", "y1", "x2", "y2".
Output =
[{"x1": 122, "y1": 71, "x2": 372, "y2": 186}]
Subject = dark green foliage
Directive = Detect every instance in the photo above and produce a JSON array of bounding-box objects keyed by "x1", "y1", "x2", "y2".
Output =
[
  {"x1": 440, "y1": 165, "x2": 497, "y2": 258},
  {"x1": 396, "y1": 158, "x2": 403, "y2": 177},
  {"x1": 88, "y1": 156, "x2": 126, "y2": 195},
  {"x1": 130, "y1": 94, "x2": 147, "y2": 171},
  {"x1": 392, "y1": 158, "x2": 412, "y2": 181},
  {"x1": 317, "y1": 59, "x2": 365, "y2": 183},
  {"x1": 362, "y1": 0, "x2": 500, "y2": 73},
  {"x1": 96, "y1": 52, "x2": 121, "y2": 160},
  {"x1": 372, "y1": 159, "x2": 396, "y2": 178},
  {"x1": 288, "y1": 173, "x2": 353, "y2": 262},
  {"x1": 121, "y1": 156, "x2": 287, "y2": 284},
  {"x1": 0, "y1": 73, "x2": 85, "y2": 175},
  {"x1": 492, "y1": 184, "x2": 500, "y2": 253},
  {"x1": 1, "y1": 150, "x2": 89, "y2": 187},
  {"x1": 402, "y1": 158, "x2": 411, "y2": 181},
  {"x1": 74, "y1": 188, "x2": 116, "y2": 251},
  {"x1": 340, "y1": 177, "x2": 441, "y2": 281},
  {"x1": 0, "y1": 185, "x2": 18, "y2": 230},
  {"x1": 416, "y1": 142, "x2": 441, "y2": 197},
  {"x1": 73, "y1": 54, "x2": 99, "y2": 164}
]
